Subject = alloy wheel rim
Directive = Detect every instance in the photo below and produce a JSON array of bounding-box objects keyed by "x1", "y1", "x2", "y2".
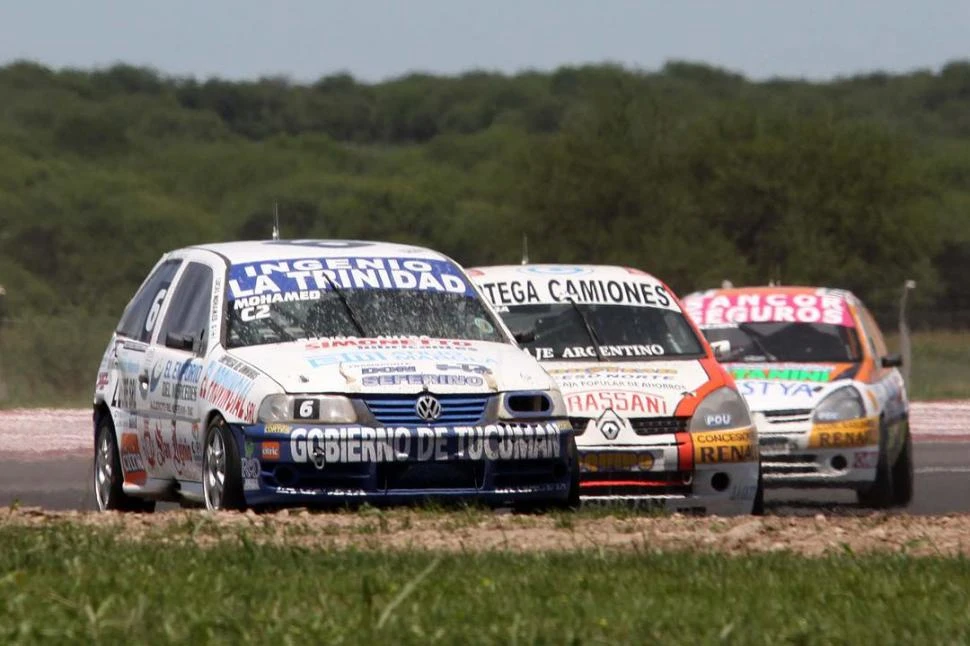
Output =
[
  {"x1": 94, "y1": 430, "x2": 113, "y2": 511},
  {"x1": 204, "y1": 430, "x2": 226, "y2": 510}
]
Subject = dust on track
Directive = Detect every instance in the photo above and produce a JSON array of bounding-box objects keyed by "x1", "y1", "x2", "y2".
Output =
[{"x1": 3, "y1": 507, "x2": 970, "y2": 557}]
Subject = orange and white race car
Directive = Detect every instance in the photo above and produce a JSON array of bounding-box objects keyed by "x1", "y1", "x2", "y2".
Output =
[
  {"x1": 470, "y1": 264, "x2": 763, "y2": 515},
  {"x1": 682, "y1": 286, "x2": 913, "y2": 508}
]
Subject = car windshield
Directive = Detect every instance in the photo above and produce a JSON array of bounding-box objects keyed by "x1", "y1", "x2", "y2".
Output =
[
  {"x1": 499, "y1": 303, "x2": 705, "y2": 361},
  {"x1": 701, "y1": 322, "x2": 862, "y2": 363},
  {"x1": 227, "y1": 289, "x2": 507, "y2": 348}
]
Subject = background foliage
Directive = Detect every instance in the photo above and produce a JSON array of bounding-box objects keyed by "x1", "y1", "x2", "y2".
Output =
[{"x1": 1, "y1": 59, "x2": 969, "y2": 403}]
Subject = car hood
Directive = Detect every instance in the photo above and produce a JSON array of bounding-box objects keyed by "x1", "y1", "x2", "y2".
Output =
[
  {"x1": 225, "y1": 338, "x2": 555, "y2": 394},
  {"x1": 723, "y1": 362, "x2": 856, "y2": 412},
  {"x1": 541, "y1": 359, "x2": 713, "y2": 418}
]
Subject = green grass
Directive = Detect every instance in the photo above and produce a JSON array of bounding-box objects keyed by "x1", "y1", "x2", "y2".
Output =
[
  {"x1": 888, "y1": 331, "x2": 970, "y2": 400},
  {"x1": 2, "y1": 524, "x2": 970, "y2": 644}
]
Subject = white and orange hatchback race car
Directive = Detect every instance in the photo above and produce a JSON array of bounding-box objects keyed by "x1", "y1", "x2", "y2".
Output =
[
  {"x1": 682, "y1": 286, "x2": 913, "y2": 508},
  {"x1": 470, "y1": 264, "x2": 763, "y2": 515}
]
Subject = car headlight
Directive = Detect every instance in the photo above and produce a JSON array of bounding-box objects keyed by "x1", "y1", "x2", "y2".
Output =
[
  {"x1": 499, "y1": 390, "x2": 567, "y2": 419},
  {"x1": 257, "y1": 394, "x2": 357, "y2": 424},
  {"x1": 813, "y1": 386, "x2": 865, "y2": 423},
  {"x1": 689, "y1": 387, "x2": 752, "y2": 432}
]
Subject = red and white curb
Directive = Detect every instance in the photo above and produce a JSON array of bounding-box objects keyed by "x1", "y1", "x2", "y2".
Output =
[{"x1": 1, "y1": 403, "x2": 968, "y2": 460}]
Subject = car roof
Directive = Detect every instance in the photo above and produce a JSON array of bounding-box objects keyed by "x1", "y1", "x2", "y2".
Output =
[
  {"x1": 468, "y1": 264, "x2": 667, "y2": 284},
  {"x1": 187, "y1": 239, "x2": 455, "y2": 265}
]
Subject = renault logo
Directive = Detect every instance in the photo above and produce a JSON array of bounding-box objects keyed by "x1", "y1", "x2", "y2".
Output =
[{"x1": 415, "y1": 394, "x2": 442, "y2": 422}]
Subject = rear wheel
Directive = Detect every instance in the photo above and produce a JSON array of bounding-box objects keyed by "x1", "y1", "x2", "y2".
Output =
[
  {"x1": 891, "y1": 428, "x2": 914, "y2": 507},
  {"x1": 856, "y1": 421, "x2": 894, "y2": 508},
  {"x1": 93, "y1": 417, "x2": 155, "y2": 513},
  {"x1": 202, "y1": 417, "x2": 245, "y2": 511}
]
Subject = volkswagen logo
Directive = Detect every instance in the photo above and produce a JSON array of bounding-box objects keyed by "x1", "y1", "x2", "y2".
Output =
[{"x1": 415, "y1": 394, "x2": 442, "y2": 422}]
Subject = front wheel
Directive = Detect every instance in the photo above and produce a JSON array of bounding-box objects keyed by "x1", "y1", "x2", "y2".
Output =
[
  {"x1": 891, "y1": 429, "x2": 914, "y2": 507},
  {"x1": 202, "y1": 417, "x2": 245, "y2": 511},
  {"x1": 856, "y1": 421, "x2": 894, "y2": 508},
  {"x1": 750, "y1": 468, "x2": 765, "y2": 516},
  {"x1": 93, "y1": 418, "x2": 155, "y2": 513}
]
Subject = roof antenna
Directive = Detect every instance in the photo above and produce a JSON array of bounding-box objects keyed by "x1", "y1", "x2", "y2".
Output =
[
  {"x1": 521, "y1": 233, "x2": 529, "y2": 265},
  {"x1": 272, "y1": 201, "x2": 280, "y2": 241}
]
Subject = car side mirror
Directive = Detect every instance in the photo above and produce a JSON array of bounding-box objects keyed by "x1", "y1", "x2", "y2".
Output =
[
  {"x1": 881, "y1": 353, "x2": 903, "y2": 368},
  {"x1": 709, "y1": 339, "x2": 731, "y2": 360},
  {"x1": 165, "y1": 331, "x2": 196, "y2": 352},
  {"x1": 513, "y1": 329, "x2": 536, "y2": 344}
]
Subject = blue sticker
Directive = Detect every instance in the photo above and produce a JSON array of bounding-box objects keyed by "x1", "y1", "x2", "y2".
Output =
[{"x1": 227, "y1": 256, "x2": 473, "y2": 301}]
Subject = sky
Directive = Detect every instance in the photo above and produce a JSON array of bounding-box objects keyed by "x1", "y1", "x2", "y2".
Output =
[{"x1": 2, "y1": 1, "x2": 969, "y2": 83}]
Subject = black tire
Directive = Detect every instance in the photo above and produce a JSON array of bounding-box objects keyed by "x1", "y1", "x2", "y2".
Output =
[
  {"x1": 891, "y1": 429, "x2": 914, "y2": 507},
  {"x1": 93, "y1": 417, "x2": 156, "y2": 513},
  {"x1": 750, "y1": 468, "x2": 765, "y2": 516},
  {"x1": 202, "y1": 416, "x2": 245, "y2": 511},
  {"x1": 561, "y1": 438, "x2": 581, "y2": 510},
  {"x1": 856, "y1": 421, "x2": 894, "y2": 508}
]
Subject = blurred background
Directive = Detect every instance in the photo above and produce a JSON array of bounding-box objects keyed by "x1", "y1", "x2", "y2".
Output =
[{"x1": 0, "y1": 0, "x2": 968, "y2": 405}]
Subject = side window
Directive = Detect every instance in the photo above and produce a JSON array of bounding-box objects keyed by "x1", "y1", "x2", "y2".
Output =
[
  {"x1": 117, "y1": 259, "x2": 183, "y2": 343},
  {"x1": 158, "y1": 262, "x2": 214, "y2": 352},
  {"x1": 857, "y1": 307, "x2": 887, "y2": 358}
]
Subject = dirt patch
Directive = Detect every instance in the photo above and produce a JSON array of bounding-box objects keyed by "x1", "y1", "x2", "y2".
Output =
[{"x1": 3, "y1": 506, "x2": 969, "y2": 556}]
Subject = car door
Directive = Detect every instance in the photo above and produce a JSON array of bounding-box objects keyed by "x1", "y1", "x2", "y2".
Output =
[
  {"x1": 112, "y1": 258, "x2": 183, "y2": 439},
  {"x1": 145, "y1": 260, "x2": 216, "y2": 483}
]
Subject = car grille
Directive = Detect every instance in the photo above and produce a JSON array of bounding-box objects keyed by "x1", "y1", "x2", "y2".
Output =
[
  {"x1": 630, "y1": 417, "x2": 690, "y2": 435},
  {"x1": 568, "y1": 416, "x2": 689, "y2": 436},
  {"x1": 762, "y1": 409, "x2": 813, "y2": 424},
  {"x1": 362, "y1": 394, "x2": 489, "y2": 426}
]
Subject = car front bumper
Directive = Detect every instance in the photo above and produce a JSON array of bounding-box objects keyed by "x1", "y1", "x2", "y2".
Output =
[
  {"x1": 233, "y1": 421, "x2": 577, "y2": 506},
  {"x1": 755, "y1": 412, "x2": 880, "y2": 488},
  {"x1": 575, "y1": 427, "x2": 761, "y2": 515}
]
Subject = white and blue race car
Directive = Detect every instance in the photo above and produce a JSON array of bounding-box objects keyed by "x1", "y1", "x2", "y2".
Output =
[{"x1": 93, "y1": 240, "x2": 578, "y2": 511}]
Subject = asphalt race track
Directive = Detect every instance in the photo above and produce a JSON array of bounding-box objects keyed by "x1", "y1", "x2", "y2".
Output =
[{"x1": 1, "y1": 406, "x2": 968, "y2": 514}]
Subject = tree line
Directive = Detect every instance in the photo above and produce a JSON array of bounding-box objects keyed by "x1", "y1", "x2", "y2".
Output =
[{"x1": 2, "y1": 59, "x2": 970, "y2": 327}]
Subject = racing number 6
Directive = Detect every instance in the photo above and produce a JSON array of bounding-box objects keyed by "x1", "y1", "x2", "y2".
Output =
[
  {"x1": 145, "y1": 288, "x2": 168, "y2": 333},
  {"x1": 298, "y1": 399, "x2": 314, "y2": 418}
]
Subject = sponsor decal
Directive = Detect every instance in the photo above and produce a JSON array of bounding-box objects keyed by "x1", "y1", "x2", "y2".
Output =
[
  {"x1": 559, "y1": 344, "x2": 666, "y2": 359},
  {"x1": 808, "y1": 418, "x2": 878, "y2": 449},
  {"x1": 170, "y1": 427, "x2": 195, "y2": 477},
  {"x1": 853, "y1": 450, "x2": 879, "y2": 469},
  {"x1": 120, "y1": 432, "x2": 147, "y2": 486},
  {"x1": 289, "y1": 423, "x2": 563, "y2": 469},
  {"x1": 242, "y1": 443, "x2": 261, "y2": 490},
  {"x1": 580, "y1": 451, "x2": 655, "y2": 473},
  {"x1": 306, "y1": 348, "x2": 497, "y2": 369},
  {"x1": 95, "y1": 371, "x2": 110, "y2": 391},
  {"x1": 306, "y1": 336, "x2": 474, "y2": 350},
  {"x1": 261, "y1": 441, "x2": 281, "y2": 461},
  {"x1": 478, "y1": 277, "x2": 676, "y2": 309},
  {"x1": 693, "y1": 429, "x2": 757, "y2": 464},
  {"x1": 141, "y1": 419, "x2": 157, "y2": 469},
  {"x1": 154, "y1": 423, "x2": 171, "y2": 467},
  {"x1": 730, "y1": 483, "x2": 758, "y2": 500},
  {"x1": 115, "y1": 377, "x2": 138, "y2": 410},
  {"x1": 566, "y1": 390, "x2": 667, "y2": 416},
  {"x1": 226, "y1": 256, "x2": 473, "y2": 302},
  {"x1": 362, "y1": 373, "x2": 484, "y2": 388},
  {"x1": 199, "y1": 356, "x2": 258, "y2": 422},
  {"x1": 739, "y1": 381, "x2": 821, "y2": 398},
  {"x1": 686, "y1": 293, "x2": 854, "y2": 327},
  {"x1": 264, "y1": 423, "x2": 292, "y2": 435},
  {"x1": 730, "y1": 366, "x2": 836, "y2": 383},
  {"x1": 548, "y1": 366, "x2": 692, "y2": 393}
]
